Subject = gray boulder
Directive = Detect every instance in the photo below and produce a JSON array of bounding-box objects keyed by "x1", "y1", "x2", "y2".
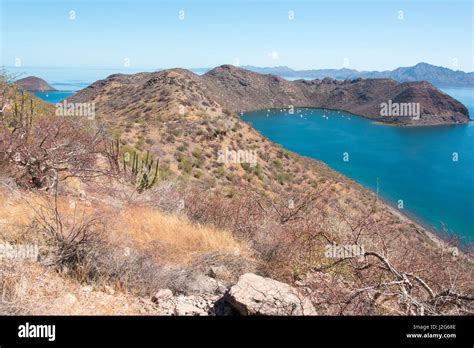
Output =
[{"x1": 224, "y1": 273, "x2": 317, "y2": 315}]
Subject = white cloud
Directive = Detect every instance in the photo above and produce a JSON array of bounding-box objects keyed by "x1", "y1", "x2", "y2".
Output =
[{"x1": 268, "y1": 51, "x2": 279, "y2": 60}]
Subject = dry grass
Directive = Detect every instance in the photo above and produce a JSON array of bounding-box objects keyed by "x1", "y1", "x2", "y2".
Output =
[
  {"x1": 0, "y1": 185, "x2": 251, "y2": 312},
  {"x1": 0, "y1": 260, "x2": 160, "y2": 315},
  {"x1": 115, "y1": 205, "x2": 245, "y2": 263},
  {"x1": 0, "y1": 190, "x2": 37, "y2": 242},
  {"x1": 0, "y1": 186, "x2": 245, "y2": 264}
]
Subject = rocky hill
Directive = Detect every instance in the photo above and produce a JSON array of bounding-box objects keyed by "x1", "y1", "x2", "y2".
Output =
[
  {"x1": 16, "y1": 76, "x2": 56, "y2": 91},
  {"x1": 203, "y1": 65, "x2": 469, "y2": 125},
  {"x1": 72, "y1": 65, "x2": 469, "y2": 126}
]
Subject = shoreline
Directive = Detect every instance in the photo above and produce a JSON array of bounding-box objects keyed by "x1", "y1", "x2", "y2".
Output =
[
  {"x1": 381, "y1": 198, "x2": 473, "y2": 264},
  {"x1": 379, "y1": 194, "x2": 461, "y2": 247},
  {"x1": 241, "y1": 106, "x2": 470, "y2": 127},
  {"x1": 371, "y1": 119, "x2": 473, "y2": 127},
  {"x1": 240, "y1": 109, "x2": 472, "y2": 250}
]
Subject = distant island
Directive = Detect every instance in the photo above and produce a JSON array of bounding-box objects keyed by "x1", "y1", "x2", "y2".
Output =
[
  {"x1": 242, "y1": 62, "x2": 474, "y2": 88},
  {"x1": 16, "y1": 76, "x2": 56, "y2": 92}
]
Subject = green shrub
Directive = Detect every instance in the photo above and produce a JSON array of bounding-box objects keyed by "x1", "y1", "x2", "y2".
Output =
[
  {"x1": 241, "y1": 162, "x2": 251, "y2": 173},
  {"x1": 178, "y1": 156, "x2": 193, "y2": 174},
  {"x1": 135, "y1": 135, "x2": 145, "y2": 150},
  {"x1": 272, "y1": 159, "x2": 283, "y2": 170},
  {"x1": 193, "y1": 170, "x2": 203, "y2": 178},
  {"x1": 277, "y1": 172, "x2": 291, "y2": 185},
  {"x1": 192, "y1": 148, "x2": 203, "y2": 159},
  {"x1": 216, "y1": 167, "x2": 226, "y2": 178}
]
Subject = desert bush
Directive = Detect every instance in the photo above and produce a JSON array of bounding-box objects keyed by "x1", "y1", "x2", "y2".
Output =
[
  {"x1": 191, "y1": 148, "x2": 203, "y2": 159},
  {"x1": 179, "y1": 183, "x2": 474, "y2": 315},
  {"x1": 29, "y1": 191, "x2": 105, "y2": 281},
  {"x1": 0, "y1": 77, "x2": 110, "y2": 190},
  {"x1": 34, "y1": 210, "x2": 167, "y2": 295},
  {"x1": 1, "y1": 117, "x2": 105, "y2": 189},
  {"x1": 178, "y1": 156, "x2": 193, "y2": 174}
]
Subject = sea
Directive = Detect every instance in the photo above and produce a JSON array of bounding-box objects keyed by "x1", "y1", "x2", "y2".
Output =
[{"x1": 242, "y1": 89, "x2": 474, "y2": 243}]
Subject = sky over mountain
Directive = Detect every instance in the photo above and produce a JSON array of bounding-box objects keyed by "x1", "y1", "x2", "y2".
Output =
[{"x1": 1, "y1": 0, "x2": 473, "y2": 71}]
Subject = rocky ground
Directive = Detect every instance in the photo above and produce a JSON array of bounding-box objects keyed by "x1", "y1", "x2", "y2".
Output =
[{"x1": 0, "y1": 256, "x2": 317, "y2": 316}]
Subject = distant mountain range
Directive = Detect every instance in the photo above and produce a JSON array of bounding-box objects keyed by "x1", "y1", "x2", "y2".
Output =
[{"x1": 240, "y1": 63, "x2": 474, "y2": 88}]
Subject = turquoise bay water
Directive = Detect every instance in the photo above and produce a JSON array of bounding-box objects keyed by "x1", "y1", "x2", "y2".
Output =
[
  {"x1": 243, "y1": 88, "x2": 474, "y2": 242},
  {"x1": 33, "y1": 91, "x2": 75, "y2": 104}
]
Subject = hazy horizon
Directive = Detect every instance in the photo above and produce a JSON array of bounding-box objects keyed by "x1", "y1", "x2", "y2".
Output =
[{"x1": 3, "y1": 61, "x2": 473, "y2": 73}]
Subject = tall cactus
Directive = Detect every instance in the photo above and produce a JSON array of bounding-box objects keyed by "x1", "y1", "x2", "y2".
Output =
[
  {"x1": 135, "y1": 150, "x2": 159, "y2": 192},
  {"x1": 10, "y1": 89, "x2": 34, "y2": 135},
  {"x1": 107, "y1": 139, "x2": 120, "y2": 172},
  {"x1": 121, "y1": 147, "x2": 160, "y2": 192}
]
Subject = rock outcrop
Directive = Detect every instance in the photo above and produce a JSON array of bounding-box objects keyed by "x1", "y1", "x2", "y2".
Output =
[
  {"x1": 148, "y1": 273, "x2": 317, "y2": 316},
  {"x1": 223, "y1": 273, "x2": 317, "y2": 315},
  {"x1": 151, "y1": 288, "x2": 218, "y2": 316}
]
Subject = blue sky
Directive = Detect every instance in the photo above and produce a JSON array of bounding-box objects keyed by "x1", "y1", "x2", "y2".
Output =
[{"x1": 1, "y1": 0, "x2": 473, "y2": 71}]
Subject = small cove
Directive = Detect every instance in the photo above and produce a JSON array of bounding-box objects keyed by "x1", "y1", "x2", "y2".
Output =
[{"x1": 242, "y1": 89, "x2": 474, "y2": 242}]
